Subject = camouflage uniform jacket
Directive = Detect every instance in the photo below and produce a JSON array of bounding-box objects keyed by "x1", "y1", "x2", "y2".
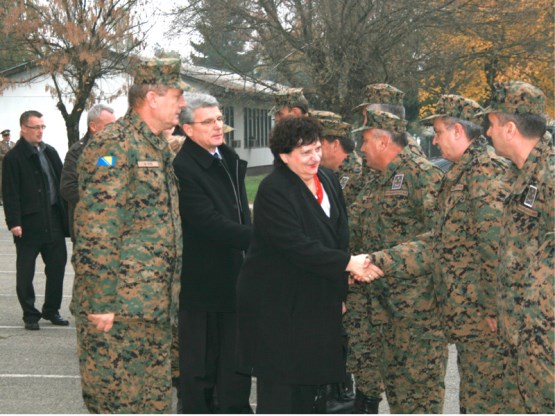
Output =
[
  {"x1": 372, "y1": 138, "x2": 510, "y2": 341},
  {"x1": 0, "y1": 140, "x2": 14, "y2": 161},
  {"x1": 71, "y1": 110, "x2": 182, "y2": 324},
  {"x1": 350, "y1": 144, "x2": 443, "y2": 325},
  {"x1": 338, "y1": 150, "x2": 365, "y2": 207},
  {"x1": 497, "y1": 133, "x2": 554, "y2": 347}
]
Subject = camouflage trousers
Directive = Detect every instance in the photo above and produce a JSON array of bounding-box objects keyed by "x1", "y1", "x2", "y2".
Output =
[
  {"x1": 501, "y1": 343, "x2": 555, "y2": 413},
  {"x1": 171, "y1": 322, "x2": 179, "y2": 381},
  {"x1": 455, "y1": 331, "x2": 505, "y2": 413},
  {"x1": 76, "y1": 318, "x2": 173, "y2": 414},
  {"x1": 344, "y1": 284, "x2": 384, "y2": 398},
  {"x1": 379, "y1": 320, "x2": 447, "y2": 414}
]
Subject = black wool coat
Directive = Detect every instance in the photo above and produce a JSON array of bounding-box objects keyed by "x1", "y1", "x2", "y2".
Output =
[
  {"x1": 173, "y1": 138, "x2": 252, "y2": 312},
  {"x1": 2, "y1": 137, "x2": 69, "y2": 242},
  {"x1": 236, "y1": 164, "x2": 351, "y2": 385}
]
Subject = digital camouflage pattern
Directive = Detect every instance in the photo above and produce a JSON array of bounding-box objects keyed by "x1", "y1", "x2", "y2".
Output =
[
  {"x1": 482, "y1": 80, "x2": 546, "y2": 115},
  {"x1": 349, "y1": 144, "x2": 447, "y2": 413},
  {"x1": 353, "y1": 83, "x2": 405, "y2": 111},
  {"x1": 76, "y1": 319, "x2": 172, "y2": 413},
  {"x1": 270, "y1": 87, "x2": 309, "y2": 114},
  {"x1": 338, "y1": 151, "x2": 374, "y2": 207},
  {"x1": 422, "y1": 94, "x2": 484, "y2": 124},
  {"x1": 496, "y1": 133, "x2": 554, "y2": 413},
  {"x1": 133, "y1": 57, "x2": 190, "y2": 91},
  {"x1": 352, "y1": 110, "x2": 407, "y2": 134},
  {"x1": 310, "y1": 110, "x2": 351, "y2": 138},
  {"x1": 519, "y1": 232, "x2": 554, "y2": 413},
  {"x1": 371, "y1": 136, "x2": 510, "y2": 413},
  {"x1": 71, "y1": 110, "x2": 182, "y2": 413}
]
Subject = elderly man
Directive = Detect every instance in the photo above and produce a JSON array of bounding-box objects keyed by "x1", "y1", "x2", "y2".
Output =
[
  {"x1": 350, "y1": 109, "x2": 447, "y2": 413},
  {"x1": 71, "y1": 58, "x2": 187, "y2": 413},
  {"x1": 483, "y1": 81, "x2": 554, "y2": 413},
  {"x1": 173, "y1": 93, "x2": 253, "y2": 414},
  {"x1": 344, "y1": 83, "x2": 426, "y2": 413},
  {"x1": 60, "y1": 104, "x2": 116, "y2": 242},
  {"x1": 371, "y1": 95, "x2": 510, "y2": 413},
  {"x1": 271, "y1": 88, "x2": 309, "y2": 123}
]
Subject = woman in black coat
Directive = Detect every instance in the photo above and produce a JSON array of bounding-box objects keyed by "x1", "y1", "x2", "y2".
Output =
[{"x1": 236, "y1": 116, "x2": 381, "y2": 413}]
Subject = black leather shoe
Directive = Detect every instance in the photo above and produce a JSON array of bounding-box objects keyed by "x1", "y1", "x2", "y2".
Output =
[
  {"x1": 24, "y1": 321, "x2": 40, "y2": 330},
  {"x1": 42, "y1": 313, "x2": 69, "y2": 326}
]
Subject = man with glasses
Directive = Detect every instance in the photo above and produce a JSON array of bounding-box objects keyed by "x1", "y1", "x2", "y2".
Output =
[
  {"x1": 0, "y1": 129, "x2": 15, "y2": 205},
  {"x1": 2, "y1": 111, "x2": 69, "y2": 330},
  {"x1": 173, "y1": 92, "x2": 253, "y2": 413}
]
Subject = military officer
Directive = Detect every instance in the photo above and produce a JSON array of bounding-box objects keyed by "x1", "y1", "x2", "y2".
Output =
[
  {"x1": 71, "y1": 58, "x2": 187, "y2": 413},
  {"x1": 371, "y1": 94, "x2": 510, "y2": 413},
  {"x1": 271, "y1": 87, "x2": 309, "y2": 123},
  {"x1": 483, "y1": 81, "x2": 554, "y2": 413},
  {"x1": 0, "y1": 129, "x2": 15, "y2": 205},
  {"x1": 350, "y1": 109, "x2": 447, "y2": 413}
]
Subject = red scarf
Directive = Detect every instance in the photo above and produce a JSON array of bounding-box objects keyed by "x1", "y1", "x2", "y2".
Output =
[{"x1": 313, "y1": 174, "x2": 323, "y2": 204}]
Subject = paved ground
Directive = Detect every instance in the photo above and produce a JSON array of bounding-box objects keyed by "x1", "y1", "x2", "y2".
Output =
[{"x1": 0, "y1": 209, "x2": 460, "y2": 413}]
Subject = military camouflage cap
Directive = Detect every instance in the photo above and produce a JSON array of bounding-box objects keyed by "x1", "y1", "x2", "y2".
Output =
[
  {"x1": 134, "y1": 58, "x2": 190, "y2": 90},
  {"x1": 481, "y1": 81, "x2": 545, "y2": 115},
  {"x1": 353, "y1": 83, "x2": 405, "y2": 112},
  {"x1": 270, "y1": 87, "x2": 309, "y2": 115},
  {"x1": 353, "y1": 109, "x2": 407, "y2": 134},
  {"x1": 310, "y1": 110, "x2": 351, "y2": 137},
  {"x1": 422, "y1": 94, "x2": 484, "y2": 124},
  {"x1": 1, "y1": 129, "x2": 9, "y2": 136}
]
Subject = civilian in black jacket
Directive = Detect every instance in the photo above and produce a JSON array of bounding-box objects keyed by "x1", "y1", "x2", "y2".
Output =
[
  {"x1": 236, "y1": 116, "x2": 380, "y2": 413},
  {"x1": 173, "y1": 93, "x2": 252, "y2": 414},
  {"x1": 2, "y1": 110, "x2": 69, "y2": 330}
]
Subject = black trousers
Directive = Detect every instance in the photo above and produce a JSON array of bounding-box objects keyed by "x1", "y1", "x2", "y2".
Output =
[
  {"x1": 15, "y1": 236, "x2": 67, "y2": 322},
  {"x1": 178, "y1": 310, "x2": 252, "y2": 414},
  {"x1": 256, "y1": 379, "x2": 318, "y2": 414}
]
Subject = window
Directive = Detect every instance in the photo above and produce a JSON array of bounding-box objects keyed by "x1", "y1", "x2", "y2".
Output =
[
  {"x1": 244, "y1": 107, "x2": 272, "y2": 148},
  {"x1": 221, "y1": 106, "x2": 237, "y2": 147}
]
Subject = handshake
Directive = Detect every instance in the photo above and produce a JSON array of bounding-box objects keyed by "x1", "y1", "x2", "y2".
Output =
[{"x1": 346, "y1": 254, "x2": 384, "y2": 283}]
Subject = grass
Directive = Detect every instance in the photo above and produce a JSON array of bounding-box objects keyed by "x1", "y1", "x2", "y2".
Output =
[{"x1": 245, "y1": 174, "x2": 267, "y2": 203}]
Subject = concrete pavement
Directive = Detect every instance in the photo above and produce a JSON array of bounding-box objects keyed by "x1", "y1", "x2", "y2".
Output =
[{"x1": 0, "y1": 209, "x2": 460, "y2": 413}]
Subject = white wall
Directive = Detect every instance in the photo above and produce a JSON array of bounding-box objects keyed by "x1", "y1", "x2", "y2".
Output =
[
  {"x1": 0, "y1": 70, "x2": 130, "y2": 160},
  {"x1": 0, "y1": 70, "x2": 274, "y2": 167}
]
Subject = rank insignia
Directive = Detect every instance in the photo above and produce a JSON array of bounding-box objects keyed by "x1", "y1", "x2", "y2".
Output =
[
  {"x1": 97, "y1": 156, "x2": 115, "y2": 166},
  {"x1": 339, "y1": 176, "x2": 350, "y2": 189},
  {"x1": 523, "y1": 185, "x2": 538, "y2": 208},
  {"x1": 391, "y1": 174, "x2": 404, "y2": 190}
]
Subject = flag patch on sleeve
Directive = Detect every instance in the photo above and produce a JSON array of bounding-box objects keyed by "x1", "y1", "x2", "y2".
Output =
[{"x1": 97, "y1": 156, "x2": 116, "y2": 167}]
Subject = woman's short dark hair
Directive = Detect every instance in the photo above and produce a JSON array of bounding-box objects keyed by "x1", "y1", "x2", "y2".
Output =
[{"x1": 269, "y1": 116, "x2": 323, "y2": 166}]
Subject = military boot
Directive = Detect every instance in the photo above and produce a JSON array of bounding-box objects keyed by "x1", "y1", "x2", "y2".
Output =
[{"x1": 353, "y1": 389, "x2": 381, "y2": 414}]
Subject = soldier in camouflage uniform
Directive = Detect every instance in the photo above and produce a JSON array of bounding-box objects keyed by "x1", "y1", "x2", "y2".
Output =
[
  {"x1": 350, "y1": 109, "x2": 447, "y2": 413},
  {"x1": 344, "y1": 83, "x2": 429, "y2": 413},
  {"x1": 71, "y1": 58, "x2": 187, "y2": 413},
  {"x1": 271, "y1": 88, "x2": 309, "y2": 123},
  {"x1": 483, "y1": 81, "x2": 554, "y2": 413},
  {"x1": 370, "y1": 94, "x2": 510, "y2": 413},
  {"x1": 311, "y1": 110, "x2": 355, "y2": 173}
]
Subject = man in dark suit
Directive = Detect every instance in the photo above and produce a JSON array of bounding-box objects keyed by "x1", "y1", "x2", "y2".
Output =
[
  {"x1": 2, "y1": 110, "x2": 69, "y2": 330},
  {"x1": 173, "y1": 93, "x2": 253, "y2": 414}
]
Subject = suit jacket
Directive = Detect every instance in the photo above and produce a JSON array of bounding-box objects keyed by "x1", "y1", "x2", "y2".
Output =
[
  {"x1": 236, "y1": 164, "x2": 350, "y2": 385},
  {"x1": 2, "y1": 137, "x2": 69, "y2": 242},
  {"x1": 173, "y1": 138, "x2": 251, "y2": 312}
]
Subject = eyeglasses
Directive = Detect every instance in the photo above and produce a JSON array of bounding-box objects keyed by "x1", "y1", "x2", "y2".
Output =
[
  {"x1": 25, "y1": 125, "x2": 47, "y2": 131},
  {"x1": 188, "y1": 117, "x2": 224, "y2": 127}
]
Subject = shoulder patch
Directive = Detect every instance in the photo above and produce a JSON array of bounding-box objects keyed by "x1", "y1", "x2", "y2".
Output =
[
  {"x1": 339, "y1": 175, "x2": 350, "y2": 189},
  {"x1": 97, "y1": 156, "x2": 116, "y2": 167}
]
